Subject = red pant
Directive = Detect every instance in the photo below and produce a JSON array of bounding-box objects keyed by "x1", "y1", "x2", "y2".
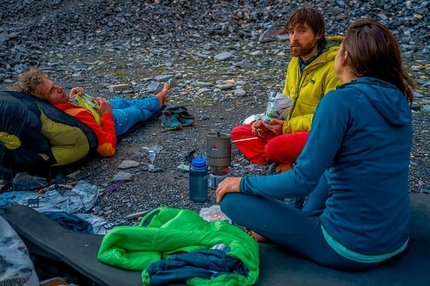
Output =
[{"x1": 231, "y1": 124, "x2": 309, "y2": 165}]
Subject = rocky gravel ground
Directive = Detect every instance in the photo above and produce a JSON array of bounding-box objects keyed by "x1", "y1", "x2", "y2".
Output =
[{"x1": 1, "y1": 0, "x2": 429, "y2": 228}]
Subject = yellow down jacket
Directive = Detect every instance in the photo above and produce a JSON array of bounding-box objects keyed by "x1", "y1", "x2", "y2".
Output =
[{"x1": 282, "y1": 36, "x2": 344, "y2": 134}]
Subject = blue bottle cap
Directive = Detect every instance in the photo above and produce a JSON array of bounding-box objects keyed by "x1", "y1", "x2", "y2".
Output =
[{"x1": 191, "y1": 155, "x2": 207, "y2": 168}]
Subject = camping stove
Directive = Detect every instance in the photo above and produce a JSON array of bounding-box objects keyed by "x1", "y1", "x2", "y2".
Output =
[{"x1": 206, "y1": 132, "x2": 231, "y2": 188}]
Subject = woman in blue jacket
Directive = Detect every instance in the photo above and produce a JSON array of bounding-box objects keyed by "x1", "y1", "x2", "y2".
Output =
[{"x1": 216, "y1": 19, "x2": 415, "y2": 270}]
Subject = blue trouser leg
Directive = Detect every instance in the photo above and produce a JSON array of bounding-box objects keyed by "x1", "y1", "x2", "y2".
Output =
[
  {"x1": 109, "y1": 97, "x2": 160, "y2": 137},
  {"x1": 220, "y1": 192, "x2": 380, "y2": 270}
]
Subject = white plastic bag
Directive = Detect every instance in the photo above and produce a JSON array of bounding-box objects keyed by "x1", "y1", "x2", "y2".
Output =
[
  {"x1": 199, "y1": 205, "x2": 232, "y2": 224},
  {"x1": 144, "y1": 145, "x2": 164, "y2": 163},
  {"x1": 240, "y1": 92, "x2": 294, "y2": 124},
  {"x1": 264, "y1": 92, "x2": 294, "y2": 120}
]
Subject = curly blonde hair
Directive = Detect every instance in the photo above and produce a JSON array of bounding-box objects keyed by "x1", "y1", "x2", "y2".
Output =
[{"x1": 10, "y1": 67, "x2": 47, "y2": 99}]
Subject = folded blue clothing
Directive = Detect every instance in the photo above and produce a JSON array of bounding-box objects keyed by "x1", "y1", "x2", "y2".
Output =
[
  {"x1": 42, "y1": 211, "x2": 94, "y2": 234},
  {"x1": 146, "y1": 248, "x2": 248, "y2": 285}
]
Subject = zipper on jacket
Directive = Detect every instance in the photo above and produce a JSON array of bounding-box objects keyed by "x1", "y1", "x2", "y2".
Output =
[{"x1": 288, "y1": 70, "x2": 307, "y2": 120}]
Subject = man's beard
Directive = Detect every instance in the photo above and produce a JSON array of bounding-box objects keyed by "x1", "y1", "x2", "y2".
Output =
[{"x1": 290, "y1": 38, "x2": 318, "y2": 58}]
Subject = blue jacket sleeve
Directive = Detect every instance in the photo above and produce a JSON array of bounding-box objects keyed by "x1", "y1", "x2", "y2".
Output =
[{"x1": 240, "y1": 90, "x2": 350, "y2": 199}]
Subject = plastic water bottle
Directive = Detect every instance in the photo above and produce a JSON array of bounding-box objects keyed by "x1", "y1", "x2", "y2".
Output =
[{"x1": 189, "y1": 155, "x2": 208, "y2": 202}]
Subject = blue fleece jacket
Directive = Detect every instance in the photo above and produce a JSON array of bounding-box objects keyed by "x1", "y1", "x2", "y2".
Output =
[{"x1": 240, "y1": 77, "x2": 412, "y2": 255}]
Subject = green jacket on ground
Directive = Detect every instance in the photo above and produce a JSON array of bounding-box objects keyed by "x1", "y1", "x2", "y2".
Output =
[
  {"x1": 282, "y1": 36, "x2": 344, "y2": 134},
  {"x1": 97, "y1": 207, "x2": 259, "y2": 285}
]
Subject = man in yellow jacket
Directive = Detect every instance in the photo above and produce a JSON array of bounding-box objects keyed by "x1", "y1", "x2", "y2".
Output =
[{"x1": 231, "y1": 5, "x2": 342, "y2": 171}]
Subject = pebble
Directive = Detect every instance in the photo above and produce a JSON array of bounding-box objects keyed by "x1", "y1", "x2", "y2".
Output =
[
  {"x1": 117, "y1": 160, "x2": 140, "y2": 169},
  {"x1": 111, "y1": 171, "x2": 133, "y2": 181},
  {"x1": 215, "y1": 84, "x2": 236, "y2": 90}
]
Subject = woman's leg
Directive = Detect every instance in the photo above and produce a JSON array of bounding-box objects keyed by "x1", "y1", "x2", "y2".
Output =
[
  {"x1": 265, "y1": 131, "x2": 309, "y2": 164},
  {"x1": 220, "y1": 193, "x2": 379, "y2": 270},
  {"x1": 231, "y1": 124, "x2": 278, "y2": 165}
]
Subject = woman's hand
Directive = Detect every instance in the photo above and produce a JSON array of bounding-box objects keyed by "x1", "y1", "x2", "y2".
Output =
[
  {"x1": 215, "y1": 177, "x2": 242, "y2": 203},
  {"x1": 69, "y1": 87, "x2": 86, "y2": 100},
  {"x1": 95, "y1": 97, "x2": 112, "y2": 114}
]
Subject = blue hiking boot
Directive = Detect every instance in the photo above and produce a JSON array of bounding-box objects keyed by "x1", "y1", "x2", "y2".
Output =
[
  {"x1": 178, "y1": 115, "x2": 195, "y2": 126},
  {"x1": 167, "y1": 106, "x2": 195, "y2": 126},
  {"x1": 161, "y1": 110, "x2": 182, "y2": 130}
]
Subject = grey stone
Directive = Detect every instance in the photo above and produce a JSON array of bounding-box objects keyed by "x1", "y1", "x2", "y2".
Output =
[
  {"x1": 258, "y1": 24, "x2": 277, "y2": 43},
  {"x1": 118, "y1": 160, "x2": 140, "y2": 169},
  {"x1": 108, "y1": 84, "x2": 129, "y2": 92},
  {"x1": 235, "y1": 88, "x2": 246, "y2": 97},
  {"x1": 214, "y1": 52, "x2": 234, "y2": 61},
  {"x1": 111, "y1": 171, "x2": 133, "y2": 181},
  {"x1": 154, "y1": 74, "x2": 174, "y2": 82},
  {"x1": 150, "y1": 167, "x2": 163, "y2": 173},
  {"x1": 413, "y1": 92, "x2": 424, "y2": 98},
  {"x1": 421, "y1": 105, "x2": 430, "y2": 113},
  {"x1": 215, "y1": 84, "x2": 236, "y2": 90},
  {"x1": 146, "y1": 81, "x2": 164, "y2": 93},
  {"x1": 0, "y1": 33, "x2": 9, "y2": 44},
  {"x1": 197, "y1": 88, "x2": 212, "y2": 95}
]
